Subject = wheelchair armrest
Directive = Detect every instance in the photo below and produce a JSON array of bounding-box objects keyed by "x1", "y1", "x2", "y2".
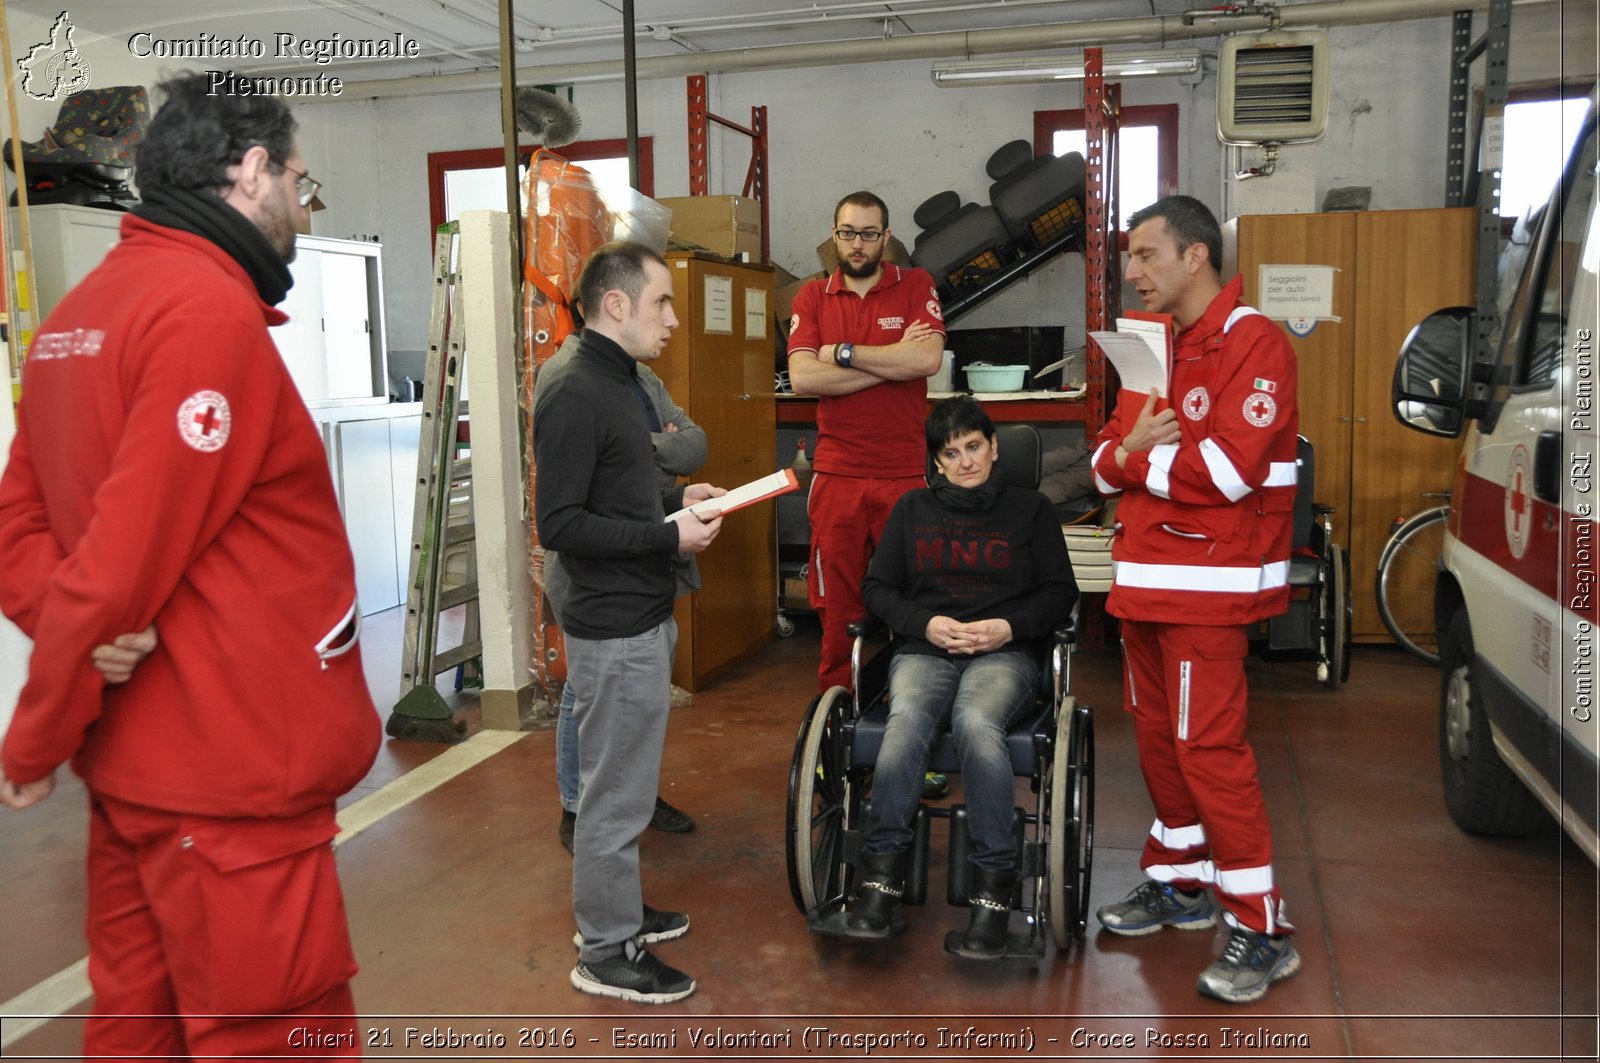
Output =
[
  {"x1": 1311, "y1": 503, "x2": 1335, "y2": 517},
  {"x1": 1052, "y1": 617, "x2": 1077, "y2": 646},
  {"x1": 846, "y1": 616, "x2": 887, "y2": 640}
]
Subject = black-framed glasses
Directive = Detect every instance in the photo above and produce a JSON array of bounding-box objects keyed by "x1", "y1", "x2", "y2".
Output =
[
  {"x1": 834, "y1": 228, "x2": 884, "y2": 243},
  {"x1": 283, "y1": 164, "x2": 321, "y2": 208}
]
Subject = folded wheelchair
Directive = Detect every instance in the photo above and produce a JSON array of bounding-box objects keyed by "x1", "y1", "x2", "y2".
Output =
[
  {"x1": 1251, "y1": 436, "x2": 1352, "y2": 689},
  {"x1": 783, "y1": 425, "x2": 1095, "y2": 956}
]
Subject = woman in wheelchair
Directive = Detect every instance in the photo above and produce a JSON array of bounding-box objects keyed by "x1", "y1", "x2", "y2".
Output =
[{"x1": 847, "y1": 397, "x2": 1078, "y2": 957}]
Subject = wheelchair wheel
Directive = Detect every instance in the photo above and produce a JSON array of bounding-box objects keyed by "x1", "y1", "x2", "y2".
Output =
[
  {"x1": 1334, "y1": 543, "x2": 1352, "y2": 684},
  {"x1": 1321, "y1": 542, "x2": 1352, "y2": 690},
  {"x1": 1043, "y1": 697, "x2": 1094, "y2": 948},
  {"x1": 785, "y1": 686, "x2": 856, "y2": 915},
  {"x1": 1376, "y1": 505, "x2": 1447, "y2": 665}
]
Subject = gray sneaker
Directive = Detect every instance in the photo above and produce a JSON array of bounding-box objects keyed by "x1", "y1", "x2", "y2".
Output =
[
  {"x1": 1196, "y1": 927, "x2": 1301, "y2": 1004},
  {"x1": 570, "y1": 938, "x2": 695, "y2": 1004},
  {"x1": 1096, "y1": 879, "x2": 1217, "y2": 936}
]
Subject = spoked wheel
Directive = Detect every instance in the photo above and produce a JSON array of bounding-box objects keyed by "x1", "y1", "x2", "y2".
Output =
[
  {"x1": 1335, "y1": 543, "x2": 1353, "y2": 684},
  {"x1": 1376, "y1": 505, "x2": 1447, "y2": 665},
  {"x1": 1321, "y1": 543, "x2": 1351, "y2": 690},
  {"x1": 1043, "y1": 697, "x2": 1095, "y2": 948},
  {"x1": 785, "y1": 686, "x2": 856, "y2": 915}
]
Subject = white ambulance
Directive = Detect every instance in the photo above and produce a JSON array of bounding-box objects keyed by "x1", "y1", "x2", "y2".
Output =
[{"x1": 1391, "y1": 95, "x2": 1597, "y2": 862}]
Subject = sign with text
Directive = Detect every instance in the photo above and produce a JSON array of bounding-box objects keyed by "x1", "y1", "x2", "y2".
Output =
[{"x1": 1257, "y1": 264, "x2": 1340, "y2": 325}]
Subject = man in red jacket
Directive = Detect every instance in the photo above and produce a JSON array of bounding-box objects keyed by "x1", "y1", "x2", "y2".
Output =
[
  {"x1": 1090, "y1": 195, "x2": 1301, "y2": 1004},
  {"x1": 0, "y1": 75, "x2": 379, "y2": 1058}
]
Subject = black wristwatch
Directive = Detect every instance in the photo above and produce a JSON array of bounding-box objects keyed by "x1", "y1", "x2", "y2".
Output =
[{"x1": 836, "y1": 342, "x2": 855, "y2": 369}]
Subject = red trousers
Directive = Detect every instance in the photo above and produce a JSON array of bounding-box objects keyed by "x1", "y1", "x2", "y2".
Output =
[
  {"x1": 83, "y1": 794, "x2": 361, "y2": 1061},
  {"x1": 806, "y1": 470, "x2": 923, "y2": 692},
  {"x1": 1120, "y1": 620, "x2": 1290, "y2": 935}
]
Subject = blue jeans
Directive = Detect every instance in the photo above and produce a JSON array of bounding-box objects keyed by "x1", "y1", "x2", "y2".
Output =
[
  {"x1": 556, "y1": 684, "x2": 579, "y2": 812},
  {"x1": 864, "y1": 649, "x2": 1036, "y2": 871}
]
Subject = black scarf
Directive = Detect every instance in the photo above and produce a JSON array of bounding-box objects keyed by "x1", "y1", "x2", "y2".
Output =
[
  {"x1": 930, "y1": 465, "x2": 1004, "y2": 513},
  {"x1": 134, "y1": 186, "x2": 294, "y2": 306}
]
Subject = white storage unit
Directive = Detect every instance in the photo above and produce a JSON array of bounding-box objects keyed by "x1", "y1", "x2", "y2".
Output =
[
  {"x1": 318, "y1": 404, "x2": 424, "y2": 615},
  {"x1": 8, "y1": 203, "x2": 124, "y2": 320},
  {"x1": 273, "y1": 235, "x2": 389, "y2": 405}
]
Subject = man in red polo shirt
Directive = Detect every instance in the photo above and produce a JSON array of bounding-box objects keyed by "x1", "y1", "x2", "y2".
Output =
[{"x1": 787, "y1": 191, "x2": 945, "y2": 693}]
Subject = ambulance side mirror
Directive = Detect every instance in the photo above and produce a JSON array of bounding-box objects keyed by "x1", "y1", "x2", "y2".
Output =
[{"x1": 1391, "y1": 306, "x2": 1474, "y2": 438}]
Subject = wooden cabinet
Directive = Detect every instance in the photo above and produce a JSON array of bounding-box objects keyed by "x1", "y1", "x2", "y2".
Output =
[
  {"x1": 1225, "y1": 208, "x2": 1474, "y2": 642},
  {"x1": 654, "y1": 253, "x2": 778, "y2": 690}
]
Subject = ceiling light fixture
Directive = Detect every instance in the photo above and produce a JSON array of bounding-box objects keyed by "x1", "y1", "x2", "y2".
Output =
[{"x1": 930, "y1": 49, "x2": 1205, "y2": 87}]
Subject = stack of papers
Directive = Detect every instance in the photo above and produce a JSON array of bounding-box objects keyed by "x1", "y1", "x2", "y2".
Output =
[{"x1": 1088, "y1": 317, "x2": 1171, "y2": 398}]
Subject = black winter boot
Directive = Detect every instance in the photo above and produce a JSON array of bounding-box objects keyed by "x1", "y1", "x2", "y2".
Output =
[
  {"x1": 957, "y1": 866, "x2": 1018, "y2": 959},
  {"x1": 843, "y1": 850, "x2": 907, "y2": 939}
]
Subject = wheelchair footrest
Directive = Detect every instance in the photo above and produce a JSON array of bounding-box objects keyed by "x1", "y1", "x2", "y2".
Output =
[
  {"x1": 807, "y1": 901, "x2": 907, "y2": 941},
  {"x1": 941, "y1": 919, "x2": 1046, "y2": 960}
]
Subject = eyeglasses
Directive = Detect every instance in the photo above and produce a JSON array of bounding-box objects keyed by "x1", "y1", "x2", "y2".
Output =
[
  {"x1": 834, "y1": 228, "x2": 884, "y2": 244},
  {"x1": 283, "y1": 164, "x2": 321, "y2": 208}
]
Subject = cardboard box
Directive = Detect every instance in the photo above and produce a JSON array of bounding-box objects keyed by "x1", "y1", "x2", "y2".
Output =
[
  {"x1": 659, "y1": 195, "x2": 762, "y2": 260},
  {"x1": 776, "y1": 270, "x2": 826, "y2": 332}
]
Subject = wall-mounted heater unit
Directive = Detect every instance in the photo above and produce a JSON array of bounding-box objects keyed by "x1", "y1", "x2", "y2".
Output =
[{"x1": 1217, "y1": 29, "x2": 1330, "y2": 145}]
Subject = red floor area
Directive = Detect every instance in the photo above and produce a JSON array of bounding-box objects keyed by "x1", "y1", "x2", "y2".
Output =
[{"x1": 2, "y1": 611, "x2": 1595, "y2": 1061}]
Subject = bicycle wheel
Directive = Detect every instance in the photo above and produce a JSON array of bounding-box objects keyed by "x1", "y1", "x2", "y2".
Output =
[{"x1": 1376, "y1": 506, "x2": 1448, "y2": 665}]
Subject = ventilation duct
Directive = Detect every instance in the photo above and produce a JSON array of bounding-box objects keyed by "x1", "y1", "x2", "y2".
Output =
[{"x1": 1217, "y1": 29, "x2": 1330, "y2": 145}]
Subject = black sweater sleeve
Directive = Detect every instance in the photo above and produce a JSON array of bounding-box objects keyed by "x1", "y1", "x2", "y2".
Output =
[
  {"x1": 998, "y1": 494, "x2": 1079, "y2": 643},
  {"x1": 533, "y1": 383, "x2": 680, "y2": 559},
  {"x1": 863, "y1": 498, "x2": 938, "y2": 642}
]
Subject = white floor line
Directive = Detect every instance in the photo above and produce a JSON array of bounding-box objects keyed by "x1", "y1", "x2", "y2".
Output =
[
  {"x1": 0, "y1": 959, "x2": 90, "y2": 1049},
  {"x1": 0, "y1": 728, "x2": 527, "y2": 1050}
]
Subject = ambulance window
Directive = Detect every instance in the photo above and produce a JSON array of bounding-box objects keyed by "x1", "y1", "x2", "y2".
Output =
[{"x1": 1510, "y1": 105, "x2": 1596, "y2": 387}]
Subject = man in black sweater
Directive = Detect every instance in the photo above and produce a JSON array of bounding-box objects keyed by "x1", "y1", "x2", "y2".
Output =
[
  {"x1": 532, "y1": 241, "x2": 723, "y2": 1004},
  {"x1": 851, "y1": 397, "x2": 1078, "y2": 957}
]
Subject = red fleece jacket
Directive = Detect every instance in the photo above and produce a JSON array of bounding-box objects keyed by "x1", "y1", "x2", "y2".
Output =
[{"x1": 0, "y1": 215, "x2": 379, "y2": 817}]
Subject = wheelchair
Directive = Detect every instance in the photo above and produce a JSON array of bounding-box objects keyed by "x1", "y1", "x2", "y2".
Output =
[
  {"x1": 1252, "y1": 436, "x2": 1352, "y2": 689},
  {"x1": 783, "y1": 425, "x2": 1095, "y2": 957}
]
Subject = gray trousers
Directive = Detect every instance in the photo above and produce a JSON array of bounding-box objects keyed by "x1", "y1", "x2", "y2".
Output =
[{"x1": 566, "y1": 618, "x2": 677, "y2": 961}]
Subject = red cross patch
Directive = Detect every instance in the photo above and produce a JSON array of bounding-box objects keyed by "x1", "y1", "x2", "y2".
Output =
[
  {"x1": 1242, "y1": 391, "x2": 1277, "y2": 428},
  {"x1": 926, "y1": 297, "x2": 944, "y2": 321},
  {"x1": 177, "y1": 390, "x2": 232, "y2": 453},
  {"x1": 1182, "y1": 386, "x2": 1211, "y2": 421},
  {"x1": 1504, "y1": 443, "x2": 1531, "y2": 559}
]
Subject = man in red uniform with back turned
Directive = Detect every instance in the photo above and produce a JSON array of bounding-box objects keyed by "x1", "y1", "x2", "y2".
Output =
[
  {"x1": 1089, "y1": 195, "x2": 1302, "y2": 1004},
  {"x1": 0, "y1": 74, "x2": 380, "y2": 1057},
  {"x1": 787, "y1": 191, "x2": 945, "y2": 693}
]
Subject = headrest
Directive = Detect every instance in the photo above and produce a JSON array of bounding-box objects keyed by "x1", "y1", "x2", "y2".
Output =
[
  {"x1": 986, "y1": 139, "x2": 1036, "y2": 181},
  {"x1": 995, "y1": 423, "x2": 1042, "y2": 489},
  {"x1": 927, "y1": 422, "x2": 1041, "y2": 489},
  {"x1": 913, "y1": 190, "x2": 962, "y2": 229}
]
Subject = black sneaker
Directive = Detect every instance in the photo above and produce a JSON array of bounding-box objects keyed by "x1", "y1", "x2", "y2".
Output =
[
  {"x1": 572, "y1": 905, "x2": 689, "y2": 948},
  {"x1": 558, "y1": 809, "x2": 576, "y2": 854},
  {"x1": 570, "y1": 938, "x2": 695, "y2": 1004},
  {"x1": 1196, "y1": 927, "x2": 1302, "y2": 1004},
  {"x1": 650, "y1": 795, "x2": 696, "y2": 833}
]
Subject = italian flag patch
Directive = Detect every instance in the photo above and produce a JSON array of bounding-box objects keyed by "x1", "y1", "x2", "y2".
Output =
[{"x1": 1253, "y1": 377, "x2": 1277, "y2": 393}]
